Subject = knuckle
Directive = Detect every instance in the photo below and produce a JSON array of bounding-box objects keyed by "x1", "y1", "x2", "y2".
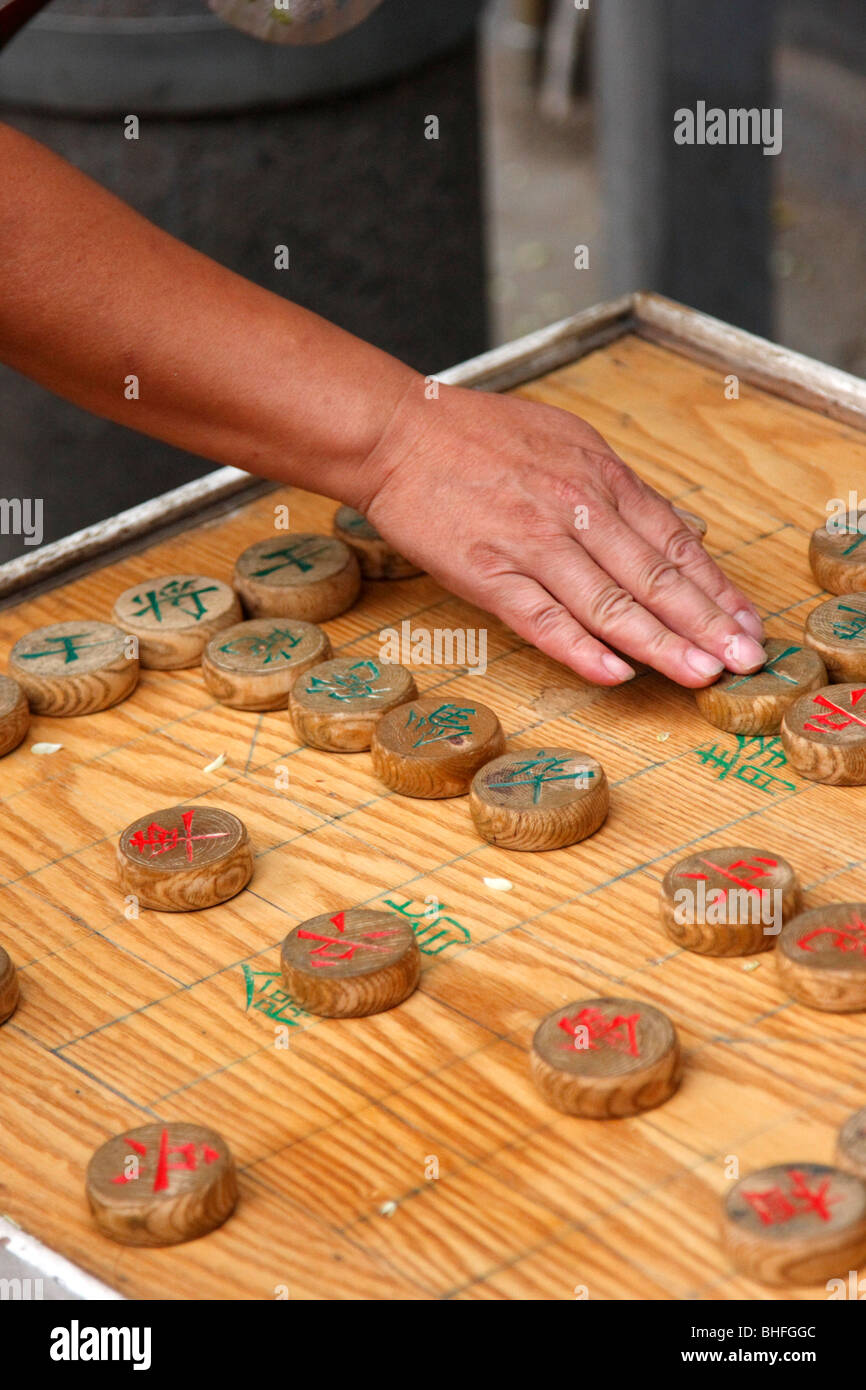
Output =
[
  {"x1": 526, "y1": 600, "x2": 569, "y2": 643},
  {"x1": 466, "y1": 539, "x2": 512, "y2": 579},
  {"x1": 666, "y1": 528, "x2": 704, "y2": 567},
  {"x1": 596, "y1": 452, "x2": 633, "y2": 495},
  {"x1": 636, "y1": 555, "x2": 680, "y2": 601},
  {"x1": 588, "y1": 583, "x2": 635, "y2": 629}
]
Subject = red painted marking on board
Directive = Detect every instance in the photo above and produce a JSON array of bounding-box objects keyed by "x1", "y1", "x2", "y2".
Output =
[
  {"x1": 558, "y1": 1007, "x2": 641, "y2": 1058},
  {"x1": 803, "y1": 688, "x2": 866, "y2": 734},
  {"x1": 742, "y1": 1169, "x2": 840, "y2": 1226}
]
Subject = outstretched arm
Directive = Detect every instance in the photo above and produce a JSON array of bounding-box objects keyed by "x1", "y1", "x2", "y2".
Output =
[{"x1": 0, "y1": 122, "x2": 765, "y2": 686}]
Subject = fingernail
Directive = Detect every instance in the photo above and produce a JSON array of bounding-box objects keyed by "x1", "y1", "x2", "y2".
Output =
[
  {"x1": 602, "y1": 653, "x2": 636, "y2": 682},
  {"x1": 727, "y1": 636, "x2": 767, "y2": 672},
  {"x1": 686, "y1": 648, "x2": 725, "y2": 678},
  {"x1": 735, "y1": 607, "x2": 764, "y2": 641}
]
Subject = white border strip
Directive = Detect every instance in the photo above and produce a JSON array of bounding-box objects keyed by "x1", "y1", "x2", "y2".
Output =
[{"x1": 1, "y1": 1216, "x2": 124, "y2": 1300}]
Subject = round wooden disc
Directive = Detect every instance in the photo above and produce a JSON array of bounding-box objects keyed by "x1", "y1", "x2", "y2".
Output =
[
  {"x1": 776, "y1": 903, "x2": 866, "y2": 1012},
  {"x1": 837, "y1": 1108, "x2": 866, "y2": 1180},
  {"x1": 530, "y1": 997, "x2": 681, "y2": 1118},
  {"x1": 809, "y1": 515, "x2": 866, "y2": 594},
  {"x1": 723, "y1": 1162, "x2": 866, "y2": 1286},
  {"x1": 280, "y1": 908, "x2": 420, "y2": 1017},
  {"x1": 694, "y1": 639, "x2": 826, "y2": 735},
  {"x1": 202, "y1": 618, "x2": 331, "y2": 710},
  {"x1": 370, "y1": 696, "x2": 505, "y2": 798},
  {"x1": 659, "y1": 845, "x2": 801, "y2": 956},
  {"x1": 117, "y1": 804, "x2": 253, "y2": 911},
  {"x1": 289, "y1": 658, "x2": 417, "y2": 751},
  {"x1": 469, "y1": 747, "x2": 609, "y2": 850},
  {"x1": 233, "y1": 534, "x2": 360, "y2": 622},
  {"x1": 0, "y1": 943, "x2": 19, "y2": 1025},
  {"x1": 333, "y1": 505, "x2": 423, "y2": 580},
  {"x1": 0, "y1": 673, "x2": 29, "y2": 757},
  {"x1": 208, "y1": 0, "x2": 385, "y2": 47},
  {"x1": 86, "y1": 1121, "x2": 237, "y2": 1246},
  {"x1": 9, "y1": 621, "x2": 139, "y2": 716},
  {"x1": 780, "y1": 682, "x2": 866, "y2": 784},
  {"x1": 112, "y1": 573, "x2": 242, "y2": 669},
  {"x1": 804, "y1": 594, "x2": 866, "y2": 681},
  {"x1": 672, "y1": 504, "x2": 708, "y2": 537}
]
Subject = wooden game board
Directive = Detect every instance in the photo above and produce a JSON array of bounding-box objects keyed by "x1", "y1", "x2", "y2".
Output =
[{"x1": 2, "y1": 293, "x2": 866, "y2": 1301}]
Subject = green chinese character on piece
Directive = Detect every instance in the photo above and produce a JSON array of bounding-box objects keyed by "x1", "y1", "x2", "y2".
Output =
[
  {"x1": 130, "y1": 577, "x2": 218, "y2": 623},
  {"x1": 252, "y1": 540, "x2": 328, "y2": 577},
  {"x1": 832, "y1": 604, "x2": 866, "y2": 642},
  {"x1": 495, "y1": 751, "x2": 590, "y2": 805},
  {"x1": 725, "y1": 645, "x2": 800, "y2": 690},
  {"x1": 842, "y1": 532, "x2": 866, "y2": 555},
  {"x1": 405, "y1": 703, "x2": 476, "y2": 748},
  {"x1": 20, "y1": 632, "x2": 109, "y2": 664},
  {"x1": 220, "y1": 626, "x2": 301, "y2": 664},
  {"x1": 307, "y1": 660, "x2": 386, "y2": 701}
]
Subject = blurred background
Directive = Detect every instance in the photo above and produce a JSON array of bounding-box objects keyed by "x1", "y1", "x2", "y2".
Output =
[{"x1": 0, "y1": 0, "x2": 865, "y2": 561}]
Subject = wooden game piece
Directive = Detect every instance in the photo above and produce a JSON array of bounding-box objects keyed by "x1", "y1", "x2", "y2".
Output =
[
  {"x1": 0, "y1": 674, "x2": 29, "y2": 757},
  {"x1": 112, "y1": 573, "x2": 242, "y2": 669},
  {"x1": 804, "y1": 594, "x2": 866, "y2": 681},
  {"x1": 809, "y1": 513, "x2": 866, "y2": 594},
  {"x1": 0, "y1": 944, "x2": 19, "y2": 1025},
  {"x1": 780, "y1": 682, "x2": 866, "y2": 784},
  {"x1": 202, "y1": 618, "x2": 331, "y2": 710},
  {"x1": 694, "y1": 638, "x2": 826, "y2": 736},
  {"x1": 722, "y1": 1162, "x2": 866, "y2": 1286},
  {"x1": 659, "y1": 845, "x2": 802, "y2": 957},
  {"x1": 86, "y1": 1121, "x2": 237, "y2": 1246},
  {"x1": 233, "y1": 534, "x2": 361, "y2": 622},
  {"x1": 332, "y1": 505, "x2": 423, "y2": 580},
  {"x1": 370, "y1": 696, "x2": 505, "y2": 798},
  {"x1": 776, "y1": 903, "x2": 866, "y2": 1012},
  {"x1": 117, "y1": 804, "x2": 253, "y2": 911},
  {"x1": 530, "y1": 996, "x2": 681, "y2": 1118},
  {"x1": 280, "y1": 908, "x2": 420, "y2": 1017},
  {"x1": 469, "y1": 747, "x2": 609, "y2": 851},
  {"x1": 9, "y1": 621, "x2": 139, "y2": 716},
  {"x1": 289, "y1": 657, "x2": 417, "y2": 751},
  {"x1": 837, "y1": 1108, "x2": 866, "y2": 1180},
  {"x1": 672, "y1": 504, "x2": 708, "y2": 537}
]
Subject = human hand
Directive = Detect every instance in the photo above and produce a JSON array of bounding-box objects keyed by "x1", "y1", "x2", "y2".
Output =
[{"x1": 357, "y1": 380, "x2": 765, "y2": 688}]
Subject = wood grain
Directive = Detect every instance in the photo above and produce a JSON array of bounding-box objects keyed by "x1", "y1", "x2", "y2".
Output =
[
  {"x1": 0, "y1": 943, "x2": 19, "y2": 1025},
  {"x1": 722, "y1": 1163, "x2": 866, "y2": 1286},
  {"x1": 233, "y1": 534, "x2": 360, "y2": 621},
  {"x1": 112, "y1": 574, "x2": 242, "y2": 669},
  {"x1": 289, "y1": 658, "x2": 417, "y2": 751},
  {"x1": 776, "y1": 903, "x2": 866, "y2": 1011},
  {"x1": 371, "y1": 696, "x2": 505, "y2": 798},
  {"x1": 659, "y1": 846, "x2": 802, "y2": 957},
  {"x1": 117, "y1": 804, "x2": 254, "y2": 911},
  {"x1": 9, "y1": 621, "x2": 139, "y2": 716},
  {"x1": 781, "y1": 683, "x2": 866, "y2": 784},
  {"x1": 2, "y1": 331, "x2": 866, "y2": 1299},
  {"x1": 201, "y1": 618, "x2": 331, "y2": 711},
  {"x1": 0, "y1": 673, "x2": 29, "y2": 757},
  {"x1": 804, "y1": 595, "x2": 866, "y2": 681},
  {"x1": 469, "y1": 747, "x2": 609, "y2": 850},
  {"x1": 695, "y1": 639, "x2": 826, "y2": 736}
]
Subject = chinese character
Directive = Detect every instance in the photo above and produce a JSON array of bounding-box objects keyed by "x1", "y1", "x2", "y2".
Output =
[
  {"x1": 381, "y1": 895, "x2": 470, "y2": 954},
  {"x1": 494, "y1": 752, "x2": 591, "y2": 805},
  {"x1": 241, "y1": 964, "x2": 308, "y2": 1024},
  {"x1": 803, "y1": 688, "x2": 866, "y2": 734},
  {"x1": 694, "y1": 734, "x2": 795, "y2": 795},
  {"x1": 558, "y1": 1007, "x2": 640, "y2": 1058},
  {"x1": 306, "y1": 660, "x2": 387, "y2": 701},
  {"x1": 251, "y1": 539, "x2": 329, "y2": 577},
  {"x1": 843, "y1": 532, "x2": 866, "y2": 556},
  {"x1": 128, "y1": 808, "x2": 229, "y2": 863},
  {"x1": 832, "y1": 605, "x2": 866, "y2": 642},
  {"x1": 297, "y1": 910, "x2": 403, "y2": 967},
  {"x1": 797, "y1": 914, "x2": 866, "y2": 956},
  {"x1": 129, "y1": 577, "x2": 218, "y2": 623},
  {"x1": 111, "y1": 1128, "x2": 220, "y2": 1192},
  {"x1": 220, "y1": 626, "x2": 301, "y2": 664},
  {"x1": 742, "y1": 1168, "x2": 840, "y2": 1226},
  {"x1": 19, "y1": 632, "x2": 110, "y2": 665},
  {"x1": 679, "y1": 855, "x2": 777, "y2": 898},
  {"x1": 406, "y1": 703, "x2": 476, "y2": 747},
  {"x1": 725, "y1": 644, "x2": 801, "y2": 690}
]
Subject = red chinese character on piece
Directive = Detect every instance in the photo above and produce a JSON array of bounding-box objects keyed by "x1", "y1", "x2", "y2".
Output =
[
  {"x1": 679, "y1": 856, "x2": 777, "y2": 898},
  {"x1": 797, "y1": 914, "x2": 866, "y2": 956},
  {"x1": 558, "y1": 1007, "x2": 641, "y2": 1057},
  {"x1": 803, "y1": 688, "x2": 866, "y2": 734},
  {"x1": 111, "y1": 1129, "x2": 220, "y2": 1191},
  {"x1": 742, "y1": 1168, "x2": 840, "y2": 1226},
  {"x1": 297, "y1": 910, "x2": 403, "y2": 968},
  {"x1": 128, "y1": 809, "x2": 229, "y2": 863}
]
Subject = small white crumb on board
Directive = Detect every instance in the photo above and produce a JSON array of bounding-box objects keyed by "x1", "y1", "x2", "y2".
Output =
[
  {"x1": 483, "y1": 876, "x2": 513, "y2": 892},
  {"x1": 31, "y1": 742, "x2": 63, "y2": 756}
]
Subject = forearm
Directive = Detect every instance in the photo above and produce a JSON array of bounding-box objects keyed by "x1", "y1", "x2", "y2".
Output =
[{"x1": 0, "y1": 123, "x2": 418, "y2": 507}]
